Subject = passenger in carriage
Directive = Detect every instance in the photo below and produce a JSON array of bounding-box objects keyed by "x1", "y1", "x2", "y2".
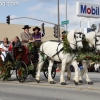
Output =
[
  {"x1": 32, "y1": 26, "x2": 45, "y2": 42},
  {"x1": 0, "y1": 37, "x2": 10, "y2": 61},
  {"x1": 4, "y1": 36, "x2": 22, "y2": 63},
  {"x1": 21, "y1": 25, "x2": 33, "y2": 47},
  {"x1": 32, "y1": 26, "x2": 45, "y2": 60},
  {"x1": 9, "y1": 36, "x2": 22, "y2": 51}
]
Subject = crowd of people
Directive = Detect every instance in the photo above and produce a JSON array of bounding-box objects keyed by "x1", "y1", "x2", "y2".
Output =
[{"x1": 0, "y1": 25, "x2": 45, "y2": 62}]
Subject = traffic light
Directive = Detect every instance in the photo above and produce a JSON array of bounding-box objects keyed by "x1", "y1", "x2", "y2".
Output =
[
  {"x1": 6, "y1": 15, "x2": 10, "y2": 24},
  {"x1": 54, "y1": 24, "x2": 58, "y2": 38}
]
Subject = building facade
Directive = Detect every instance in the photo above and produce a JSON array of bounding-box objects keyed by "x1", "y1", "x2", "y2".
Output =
[{"x1": 0, "y1": 23, "x2": 63, "y2": 42}]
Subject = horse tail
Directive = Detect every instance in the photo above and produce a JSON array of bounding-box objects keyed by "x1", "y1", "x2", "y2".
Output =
[{"x1": 39, "y1": 43, "x2": 47, "y2": 61}]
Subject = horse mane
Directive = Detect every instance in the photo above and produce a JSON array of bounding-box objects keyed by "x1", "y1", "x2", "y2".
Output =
[
  {"x1": 85, "y1": 31, "x2": 96, "y2": 46},
  {"x1": 86, "y1": 31, "x2": 96, "y2": 39},
  {"x1": 67, "y1": 29, "x2": 82, "y2": 44},
  {"x1": 67, "y1": 29, "x2": 75, "y2": 43}
]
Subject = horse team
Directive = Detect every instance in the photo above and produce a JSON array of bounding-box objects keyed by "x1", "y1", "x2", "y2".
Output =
[{"x1": 36, "y1": 29, "x2": 100, "y2": 85}]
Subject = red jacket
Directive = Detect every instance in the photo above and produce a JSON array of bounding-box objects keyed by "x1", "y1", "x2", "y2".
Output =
[{"x1": 8, "y1": 44, "x2": 13, "y2": 51}]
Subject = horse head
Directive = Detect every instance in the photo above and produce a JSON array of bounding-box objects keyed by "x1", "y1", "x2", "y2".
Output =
[
  {"x1": 67, "y1": 30, "x2": 83, "y2": 50},
  {"x1": 85, "y1": 31, "x2": 100, "y2": 52}
]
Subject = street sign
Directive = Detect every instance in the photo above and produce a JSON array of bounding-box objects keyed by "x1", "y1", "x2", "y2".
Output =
[{"x1": 61, "y1": 20, "x2": 69, "y2": 25}]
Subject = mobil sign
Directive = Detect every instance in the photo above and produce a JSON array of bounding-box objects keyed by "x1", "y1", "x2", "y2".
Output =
[{"x1": 76, "y1": 2, "x2": 100, "y2": 18}]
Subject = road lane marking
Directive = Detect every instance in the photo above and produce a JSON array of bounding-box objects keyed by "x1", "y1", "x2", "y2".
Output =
[{"x1": 0, "y1": 81, "x2": 100, "y2": 92}]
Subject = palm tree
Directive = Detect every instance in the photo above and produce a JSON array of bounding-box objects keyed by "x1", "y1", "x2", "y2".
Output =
[{"x1": 91, "y1": 24, "x2": 97, "y2": 31}]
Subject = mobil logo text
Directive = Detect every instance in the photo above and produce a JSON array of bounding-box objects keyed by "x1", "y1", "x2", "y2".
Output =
[{"x1": 81, "y1": 5, "x2": 100, "y2": 15}]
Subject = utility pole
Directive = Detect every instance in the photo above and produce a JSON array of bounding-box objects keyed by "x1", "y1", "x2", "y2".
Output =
[
  {"x1": 65, "y1": 0, "x2": 67, "y2": 31},
  {"x1": 58, "y1": 0, "x2": 60, "y2": 41}
]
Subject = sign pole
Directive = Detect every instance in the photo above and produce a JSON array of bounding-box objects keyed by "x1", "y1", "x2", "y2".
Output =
[
  {"x1": 58, "y1": 0, "x2": 60, "y2": 41},
  {"x1": 99, "y1": 23, "x2": 100, "y2": 32},
  {"x1": 88, "y1": 18, "x2": 90, "y2": 28}
]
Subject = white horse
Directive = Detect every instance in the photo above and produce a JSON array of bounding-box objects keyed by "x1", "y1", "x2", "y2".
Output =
[
  {"x1": 66, "y1": 31, "x2": 100, "y2": 85},
  {"x1": 36, "y1": 29, "x2": 83, "y2": 85}
]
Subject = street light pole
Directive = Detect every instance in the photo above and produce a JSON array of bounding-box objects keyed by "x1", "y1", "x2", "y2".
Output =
[{"x1": 58, "y1": 0, "x2": 60, "y2": 41}]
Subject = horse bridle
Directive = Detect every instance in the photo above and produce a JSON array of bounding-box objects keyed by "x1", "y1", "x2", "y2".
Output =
[
  {"x1": 70, "y1": 32, "x2": 83, "y2": 50},
  {"x1": 94, "y1": 34, "x2": 100, "y2": 50}
]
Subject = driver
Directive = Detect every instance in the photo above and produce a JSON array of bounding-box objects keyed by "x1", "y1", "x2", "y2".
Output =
[{"x1": 21, "y1": 25, "x2": 33, "y2": 47}]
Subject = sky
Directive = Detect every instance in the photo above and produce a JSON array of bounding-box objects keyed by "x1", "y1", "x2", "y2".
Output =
[{"x1": 0, "y1": 0, "x2": 100, "y2": 31}]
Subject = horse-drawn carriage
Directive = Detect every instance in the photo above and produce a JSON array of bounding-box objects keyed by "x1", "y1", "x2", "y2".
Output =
[
  {"x1": 0, "y1": 41, "x2": 57, "y2": 82},
  {"x1": 1, "y1": 29, "x2": 100, "y2": 85}
]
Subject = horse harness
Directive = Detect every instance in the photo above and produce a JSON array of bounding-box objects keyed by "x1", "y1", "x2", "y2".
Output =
[
  {"x1": 41, "y1": 42, "x2": 77, "y2": 62},
  {"x1": 41, "y1": 32, "x2": 83, "y2": 62},
  {"x1": 51, "y1": 42, "x2": 63, "y2": 61},
  {"x1": 94, "y1": 34, "x2": 100, "y2": 49},
  {"x1": 41, "y1": 42, "x2": 63, "y2": 62}
]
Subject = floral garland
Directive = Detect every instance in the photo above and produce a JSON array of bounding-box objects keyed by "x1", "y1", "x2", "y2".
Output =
[
  {"x1": 62, "y1": 34, "x2": 73, "y2": 53},
  {"x1": 28, "y1": 42, "x2": 42, "y2": 53},
  {"x1": 0, "y1": 54, "x2": 22, "y2": 80},
  {"x1": 0, "y1": 57, "x2": 12, "y2": 80},
  {"x1": 62, "y1": 34, "x2": 100, "y2": 62}
]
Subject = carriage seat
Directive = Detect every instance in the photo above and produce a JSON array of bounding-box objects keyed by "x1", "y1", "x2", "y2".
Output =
[{"x1": 12, "y1": 45, "x2": 30, "y2": 65}]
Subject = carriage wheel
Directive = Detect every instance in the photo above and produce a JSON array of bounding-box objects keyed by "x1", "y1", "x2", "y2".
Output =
[
  {"x1": 16, "y1": 61, "x2": 28, "y2": 82},
  {"x1": 43, "y1": 60, "x2": 56, "y2": 79}
]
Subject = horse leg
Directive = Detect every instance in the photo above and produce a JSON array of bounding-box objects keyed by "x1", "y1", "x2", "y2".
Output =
[
  {"x1": 36, "y1": 55, "x2": 44, "y2": 83},
  {"x1": 84, "y1": 66, "x2": 93, "y2": 85},
  {"x1": 82, "y1": 61, "x2": 93, "y2": 85},
  {"x1": 79, "y1": 68, "x2": 84, "y2": 83},
  {"x1": 72, "y1": 60, "x2": 79, "y2": 85},
  {"x1": 66, "y1": 63, "x2": 71, "y2": 80},
  {"x1": 60, "y1": 59, "x2": 67, "y2": 85},
  {"x1": 48, "y1": 60, "x2": 55, "y2": 84}
]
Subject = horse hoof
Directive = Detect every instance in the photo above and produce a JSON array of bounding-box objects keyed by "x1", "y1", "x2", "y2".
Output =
[
  {"x1": 88, "y1": 82, "x2": 93, "y2": 85},
  {"x1": 61, "y1": 82, "x2": 67, "y2": 85},
  {"x1": 67, "y1": 76, "x2": 70, "y2": 80},
  {"x1": 74, "y1": 81, "x2": 78, "y2": 85},
  {"x1": 79, "y1": 80, "x2": 83, "y2": 83},
  {"x1": 36, "y1": 79, "x2": 40, "y2": 83},
  {"x1": 50, "y1": 81, "x2": 55, "y2": 84}
]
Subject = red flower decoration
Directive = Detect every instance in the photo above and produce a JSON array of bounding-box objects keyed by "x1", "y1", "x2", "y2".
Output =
[
  {"x1": 86, "y1": 56, "x2": 90, "y2": 58},
  {"x1": 62, "y1": 36, "x2": 65, "y2": 39},
  {"x1": 18, "y1": 69, "x2": 22, "y2": 76}
]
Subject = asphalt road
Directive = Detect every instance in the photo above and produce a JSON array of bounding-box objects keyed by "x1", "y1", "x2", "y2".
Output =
[{"x1": 0, "y1": 72, "x2": 100, "y2": 100}]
